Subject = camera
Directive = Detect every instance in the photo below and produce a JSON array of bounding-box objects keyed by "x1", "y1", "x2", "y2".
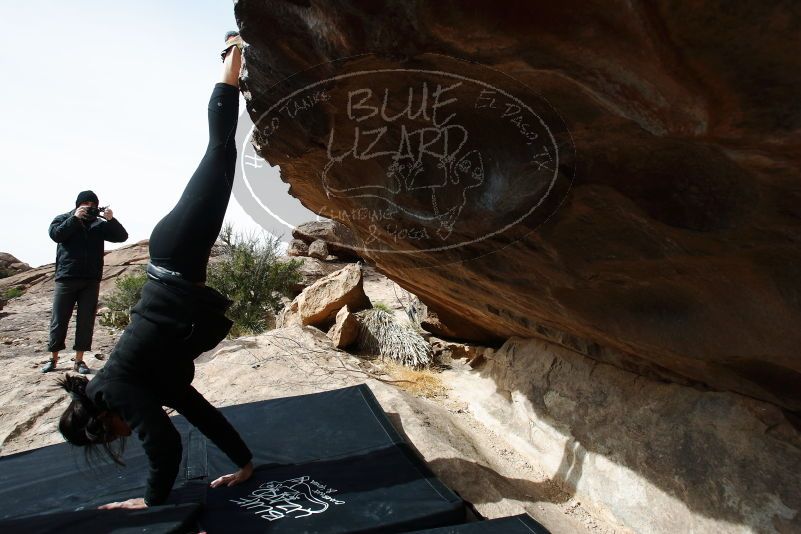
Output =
[{"x1": 81, "y1": 206, "x2": 107, "y2": 219}]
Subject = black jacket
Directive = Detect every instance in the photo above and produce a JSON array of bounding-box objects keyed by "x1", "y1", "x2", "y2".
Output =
[
  {"x1": 86, "y1": 277, "x2": 250, "y2": 506},
  {"x1": 49, "y1": 210, "x2": 128, "y2": 281}
]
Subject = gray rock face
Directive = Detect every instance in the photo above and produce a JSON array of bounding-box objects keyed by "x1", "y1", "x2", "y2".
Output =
[
  {"x1": 0, "y1": 253, "x2": 30, "y2": 277},
  {"x1": 444, "y1": 337, "x2": 801, "y2": 533},
  {"x1": 235, "y1": 0, "x2": 801, "y2": 412},
  {"x1": 307, "y1": 239, "x2": 328, "y2": 260},
  {"x1": 286, "y1": 239, "x2": 308, "y2": 257},
  {"x1": 278, "y1": 256, "x2": 350, "y2": 295},
  {"x1": 292, "y1": 221, "x2": 362, "y2": 260},
  {"x1": 0, "y1": 241, "x2": 151, "y2": 296}
]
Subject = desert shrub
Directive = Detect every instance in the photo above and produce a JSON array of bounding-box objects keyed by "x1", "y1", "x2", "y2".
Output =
[
  {"x1": 0, "y1": 267, "x2": 10, "y2": 279},
  {"x1": 206, "y1": 224, "x2": 302, "y2": 338},
  {"x1": 355, "y1": 308, "x2": 431, "y2": 368},
  {"x1": 371, "y1": 301, "x2": 393, "y2": 314},
  {"x1": 1, "y1": 287, "x2": 23, "y2": 300},
  {"x1": 100, "y1": 268, "x2": 147, "y2": 328}
]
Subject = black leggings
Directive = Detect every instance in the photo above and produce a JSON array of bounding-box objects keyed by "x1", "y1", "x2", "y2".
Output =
[{"x1": 149, "y1": 82, "x2": 240, "y2": 283}]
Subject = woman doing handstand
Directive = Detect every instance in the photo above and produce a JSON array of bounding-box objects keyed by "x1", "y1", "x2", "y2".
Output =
[{"x1": 56, "y1": 32, "x2": 252, "y2": 510}]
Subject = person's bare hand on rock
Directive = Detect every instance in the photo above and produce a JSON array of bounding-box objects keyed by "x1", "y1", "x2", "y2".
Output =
[
  {"x1": 98, "y1": 497, "x2": 147, "y2": 510},
  {"x1": 210, "y1": 461, "x2": 253, "y2": 488}
]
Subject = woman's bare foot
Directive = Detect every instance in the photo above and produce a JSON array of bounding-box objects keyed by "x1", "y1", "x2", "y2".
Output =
[{"x1": 221, "y1": 34, "x2": 242, "y2": 88}]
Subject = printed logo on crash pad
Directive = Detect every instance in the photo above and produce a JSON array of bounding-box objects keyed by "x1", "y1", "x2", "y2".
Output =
[{"x1": 229, "y1": 476, "x2": 345, "y2": 522}]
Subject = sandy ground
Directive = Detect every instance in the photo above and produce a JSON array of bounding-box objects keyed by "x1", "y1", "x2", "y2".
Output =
[{"x1": 0, "y1": 266, "x2": 621, "y2": 533}]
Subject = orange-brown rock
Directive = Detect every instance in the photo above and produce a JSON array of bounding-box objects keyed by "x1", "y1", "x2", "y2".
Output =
[
  {"x1": 327, "y1": 305, "x2": 360, "y2": 348},
  {"x1": 277, "y1": 256, "x2": 351, "y2": 295},
  {"x1": 296, "y1": 263, "x2": 372, "y2": 328},
  {"x1": 236, "y1": 1, "x2": 801, "y2": 411}
]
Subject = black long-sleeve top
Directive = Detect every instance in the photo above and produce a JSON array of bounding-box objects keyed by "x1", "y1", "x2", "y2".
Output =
[
  {"x1": 86, "y1": 277, "x2": 251, "y2": 505},
  {"x1": 49, "y1": 211, "x2": 128, "y2": 281}
]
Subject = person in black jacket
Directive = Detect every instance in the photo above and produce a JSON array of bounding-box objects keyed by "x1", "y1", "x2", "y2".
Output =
[
  {"x1": 55, "y1": 32, "x2": 252, "y2": 509},
  {"x1": 43, "y1": 190, "x2": 129, "y2": 374}
]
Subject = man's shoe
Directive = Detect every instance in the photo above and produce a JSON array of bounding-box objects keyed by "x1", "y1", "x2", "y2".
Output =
[
  {"x1": 41, "y1": 360, "x2": 57, "y2": 373},
  {"x1": 73, "y1": 361, "x2": 90, "y2": 375}
]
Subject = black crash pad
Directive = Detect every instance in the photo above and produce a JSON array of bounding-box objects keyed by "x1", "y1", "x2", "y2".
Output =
[
  {"x1": 0, "y1": 503, "x2": 201, "y2": 534},
  {"x1": 0, "y1": 385, "x2": 467, "y2": 533},
  {"x1": 196, "y1": 385, "x2": 465, "y2": 532}
]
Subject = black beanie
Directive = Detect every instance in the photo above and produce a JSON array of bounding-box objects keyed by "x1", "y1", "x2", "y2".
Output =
[{"x1": 75, "y1": 190, "x2": 99, "y2": 207}]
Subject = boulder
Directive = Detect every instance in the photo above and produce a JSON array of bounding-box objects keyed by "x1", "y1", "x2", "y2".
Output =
[
  {"x1": 444, "y1": 336, "x2": 801, "y2": 533},
  {"x1": 98, "y1": 241, "x2": 150, "y2": 294},
  {"x1": 297, "y1": 263, "x2": 371, "y2": 328},
  {"x1": 102, "y1": 241, "x2": 149, "y2": 266},
  {"x1": 292, "y1": 221, "x2": 362, "y2": 260},
  {"x1": 307, "y1": 239, "x2": 328, "y2": 261},
  {"x1": 429, "y1": 336, "x2": 478, "y2": 360},
  {"x1": 276, "y1": 297, "x2": 300, "y2": 328},
  {"x1": 236, "y1": 1, "x2": 801, "y2": 411},
  {"x1": 428, "y1": 336, "x2": 492, "y2": 368},
  {"x1": 326, "y1": 305, "x2": 360, "y2": 348},
  {"x1": 0, "y1": 253, "x2": 30, "y2": 277},
  {"x1": 0, "y1": 241, "x2": 151, "y2": 297},
  {"x1": 431, "y1": 336, "x2": 493, "y2": 368},
  {"x1": 0, "y1": 267, "x2": 52, "y2": 294},
  {"x1": 277, "y1": 256, "x2": 349, "y2": 295},
  {"x1": 286, "y1": 239, "x2": 308, "y2": 257},
  {"x1": 420, "y1": 311, "x2": 465, "y2": 340}
]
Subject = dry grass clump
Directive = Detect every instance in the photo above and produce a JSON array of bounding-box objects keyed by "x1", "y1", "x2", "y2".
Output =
[
  {"x1": 381, "y1": 360, "x2": 446, "y2": 399},
  {"x1": 356, "y1": 308, "x2": 432, "y2": 368}
]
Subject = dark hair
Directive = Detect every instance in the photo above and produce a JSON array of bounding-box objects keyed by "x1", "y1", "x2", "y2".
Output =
[{"x1": 56, "y1": 374, "x2": 126, "y2": 466}]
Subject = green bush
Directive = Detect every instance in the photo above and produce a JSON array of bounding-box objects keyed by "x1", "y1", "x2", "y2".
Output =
[
  {"x1": 1, "y1": 287, "x2": 24, "y2": 300},
  {"x1": 98, "y1": 225, "x2": 301, "y2": 337},
  {"x1": 100, "y1": 268, "x2": 147, "y2": 328},
  {"x1": 0, "y1": 267, "x2": 10, "y2": 279},
  {"x1": 371, "y1": 301, "x2": 393, "y2": 313},
  {"x1": 207, "y1": 224, "x2": 303, "y2": 338}
]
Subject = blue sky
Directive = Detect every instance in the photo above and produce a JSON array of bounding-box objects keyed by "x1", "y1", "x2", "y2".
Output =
[{"x1": 0, "y1": 1, "x2": 273, "y2": 267}]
